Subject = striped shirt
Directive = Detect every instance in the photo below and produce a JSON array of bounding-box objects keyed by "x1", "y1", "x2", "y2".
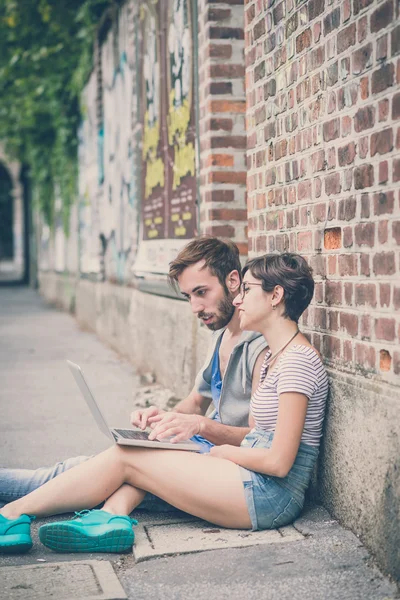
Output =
[{"x1": 251, "y1": 345, "x2": 328, "y2": 447}]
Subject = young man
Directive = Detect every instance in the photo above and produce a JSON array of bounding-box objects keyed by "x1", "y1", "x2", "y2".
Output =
[{"x1": 0, "y1": 237, "x2": 267, "y2": 507}]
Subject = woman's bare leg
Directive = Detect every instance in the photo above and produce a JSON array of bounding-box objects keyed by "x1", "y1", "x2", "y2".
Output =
[
  {"x1": 102, "y1": 484, "x2": 146, "y2": 515},
  {"x1": 0, "y1": 445, "x2": 251, "y2": 529}
]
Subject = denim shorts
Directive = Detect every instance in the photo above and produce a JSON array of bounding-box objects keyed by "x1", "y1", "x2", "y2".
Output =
[{"x1": 239, "y1": 429, "x2": 319, "y2": 531}]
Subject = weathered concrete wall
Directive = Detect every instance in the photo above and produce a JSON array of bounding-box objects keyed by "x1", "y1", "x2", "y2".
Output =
[
  {"x1": 39, "y1": 271, "x2": 210, "y2": 398},
  {"x1": 319, "y1": 370, "x2": 400, "y2": 580}
]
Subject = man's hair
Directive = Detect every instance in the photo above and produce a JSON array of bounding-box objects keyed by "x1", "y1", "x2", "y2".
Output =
[
  {"x1": 242, "y1": 253, "x2": 314, "y2": 323},
  {"x1": 168, "y1": 236, "x2": 241, "y2": 291}
]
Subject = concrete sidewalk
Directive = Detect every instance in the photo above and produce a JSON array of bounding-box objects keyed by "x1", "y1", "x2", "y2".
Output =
[{"x1": 0, "y1": 287, "x2": 398, "y2": 599}]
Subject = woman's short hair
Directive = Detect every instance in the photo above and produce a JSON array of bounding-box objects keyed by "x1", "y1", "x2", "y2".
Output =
[{"x1": 242, "y1": 253, "x2": 314, "y2": 323}]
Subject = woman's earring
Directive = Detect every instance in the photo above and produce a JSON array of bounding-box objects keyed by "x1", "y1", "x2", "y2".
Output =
[{"x1": 272, "y1": 303, "x2": 276, "y2": 310}]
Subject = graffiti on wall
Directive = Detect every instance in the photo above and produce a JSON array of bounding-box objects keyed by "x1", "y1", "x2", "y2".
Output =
[{"x1": 134, "y1": 0, "x2": 198, "y2": 274}]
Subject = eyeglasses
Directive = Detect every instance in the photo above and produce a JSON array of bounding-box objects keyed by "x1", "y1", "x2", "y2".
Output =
[{"x1": 239, "y1": 282, "x2": 263, "y2": 300}]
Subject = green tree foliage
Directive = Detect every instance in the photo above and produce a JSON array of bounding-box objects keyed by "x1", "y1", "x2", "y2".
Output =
[{"x1": 0, "y1": 0, "x2": 112, "y2": 231}]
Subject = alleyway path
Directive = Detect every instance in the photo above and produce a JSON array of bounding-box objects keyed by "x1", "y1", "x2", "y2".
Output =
[{"x1": 0, "y1": 287, "x2": 398, "y2": 599}]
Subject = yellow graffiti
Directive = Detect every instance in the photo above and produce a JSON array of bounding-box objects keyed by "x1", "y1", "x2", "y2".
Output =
[
  {"x1": 182, "y1": 212, "x2": 192, "y2": 221},
  {"x1": 145, "y1": 157, "x2": 164, "y2": 198},
  {"x1": 167, "y1": 91, "x2": 191, "y2": 145},
  {"x1": 171, "y1": 214, "x2": 179, "y2": 222},
  {"x1": 172, "y1": 142, "x2": 195, "y2": 190},
  {"x1": 154, "y1": 216, "x2": 163, "y2": 224},
  {"x1": 148, "y1": 229, "x2": 159, "y2": 239},
  {"x1": 167, "y1": 91, "x2": 195, "y2": 190},
  {"x1": 175, "y1": 226, "x2": 187, "y2": 237}
]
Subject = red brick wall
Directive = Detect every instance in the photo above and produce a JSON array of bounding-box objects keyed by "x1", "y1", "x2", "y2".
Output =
[
  {"x1": 197, "y1": 0, "x2": 248, "y2": 254},
  {"x1": 245, "y1": 0, "x2": 400, "y2": 382}
]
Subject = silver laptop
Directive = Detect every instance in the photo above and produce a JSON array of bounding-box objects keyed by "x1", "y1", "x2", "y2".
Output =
[{"x1": 67, "y1": 360, "x2": 201, "y2": 452}]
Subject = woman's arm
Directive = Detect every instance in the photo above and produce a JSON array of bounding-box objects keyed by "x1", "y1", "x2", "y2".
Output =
[{"x1": 210, "y1": 391, "x2": 308, "y2": 478}]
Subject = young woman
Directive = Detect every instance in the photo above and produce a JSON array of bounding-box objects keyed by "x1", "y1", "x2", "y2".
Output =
[{"x1": 0, "y1": 253, "x2": 328, "y2": 553}]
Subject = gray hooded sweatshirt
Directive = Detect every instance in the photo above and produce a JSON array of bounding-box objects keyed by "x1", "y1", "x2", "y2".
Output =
[{"x1": 194, "y1": 330, "x2": 268, "y2": 428}]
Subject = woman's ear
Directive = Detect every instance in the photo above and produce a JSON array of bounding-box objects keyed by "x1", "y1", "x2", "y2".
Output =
[
  {"x1": 226, "y1": 270, "x2": 241, "y2": 294},
  {"x1": 272, "y1": 285, "x2": 284, "y2": 304}
]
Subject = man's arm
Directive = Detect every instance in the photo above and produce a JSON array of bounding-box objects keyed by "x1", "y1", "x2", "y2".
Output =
[{"x1": 148, "y1": 346, "x2": 269, "y2": 445}]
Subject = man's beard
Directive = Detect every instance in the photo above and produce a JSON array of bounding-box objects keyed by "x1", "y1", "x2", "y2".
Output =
[{"x1": 198, "y1": 292, "x2": 235, "y2": 331}]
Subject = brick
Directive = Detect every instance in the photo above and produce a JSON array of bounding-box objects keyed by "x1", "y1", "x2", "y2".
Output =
[
  {"x1": 352, "y1": 44, "x2": 372, "y2": 74},
  {"x1": 264, "y1": 122, "x2": 276, "y2": 141},
  {"x1": 308, "y1": 47, "x2": 325, "y2": 71},
  {"x1": 206, "y1": 190, "x2": 234, "y2": 203},
  {"x1": 327, "y1": 62, "x2": 339, "y2": 86},
  {"x1": 297, "y1": 230, "x2": 313, "y2": 251},
  {"x1": 355, "y1": 343, "x2": 376, "y2": 371},
  {"x1": 339, "y1": 254, "x2": 358, "y2": 276},
  {"x1": 394, "y1": 159, "x2": 400, "y2": 182},
  {"x1": 338, "y1": 142, "x2": 356, "y2": 166},
  {"x1": 370, "y1": 128, "x2": 393, "y2": 156},
  {"x1": 361, "y1": 194, "x2": 370, "y2": 218},
  {"x1": 337, "y1": 24, "x2": 356, "y2": 54},
  {"x1": 210, "y1": 27, "x2": 244, "y2": 40},
  {"x1": 360, "y1": 253, "x2": 370, "y2": 276},
  {"x1": 354, "y1": 164, "x2": 374, "y2": 189},
  {"x1": 338, "y1": 197, "x2": 357, "y2": 220},
  {"x1": 209, "y1": 100, "x2": 246, "y2": 113},
  {"x1": 297, "y1": 180, "x2": 312, "y2": 201},
  {"x1": 211, "y1": 136, "x2": 246, "y2": 149},
  {"x1": 324, "y1": 227, "x2": 342, "y2": 250},
  {"x1": 371, "y1": 63, "x2": 394, "y2": 94},
  {"x1": 324, "y1": 335, "x2": 341, "y2": 360},
  {"x1": 355, "y1": 222, "x2": 375, "y2": 247},
  {"x1": 374, "y1": 191, "x2": 394, "y2": 215},
  {"x1": 340, "y1": 312, "x2": 359, "y2": 336},
  {"x1": 370, "y1": 0, "x2": 394, "y2": 34},
  {"x1": 353, "y1": 0, "x2": 373, "y2": 16},
  {"x1": 254, "y1": 62, "x2": 265, "y2": 82},
  {"x1": 395, "y1": 352, "x2": 400, "y2": 375},
  {"x1": 380, "y1": 283, "x2": 391, "y2": 307},
  {"x1": 394, "y1": 287, "x2": 400, "y2": 310},
  {"x1": 355, "y1": 283, "x2": 377, "y2": 306},
  {"x1": 358, "y1": 15, "x2": 368, "y2": 42},
  {"x1": 209, "y1": 208, "x2": 247, "y2": 221},
  {"x1": 345, "y1": 282, "x2": 353, "y2": 306},
  {"x1": 392, "y1": 25, "x2": 400, "y2": 57},
  {"x1": 296, "y1": 28, "x2": 312, "y2": 53},
  {"x1": 273, "y1": 1, "x2": 286, "y2": 24},
  {"x1": 286, "y1": 13, "x2": 298, "y2": 38},
  {"x1": 393, "y1": 93, "x2": 400, "y2": 119},
  {"x1": 208, "y1": 224, "x2": 235, "y2": 237},
  {"x1": 325, "y1": 173, "x2": 341, "y2": 195},
  {"x1": 343, "y1": 341, "x2": 353, "y2": 363},
  {"x1": 354, "y1": 105, "x2": 375, "y2": 132},
  {"x1": 377, "y1": 35, "x2": 388, "y2": 61},
  {"x1": 359, "y1": 136, "x2": 369, "y2": 159},
  {"x1": 207, "y1": 154, "x2": 234, "y2": 167},
  {"x1": 264, "y1": 79, "x2": 276, "y2": 99},
  {"x1": 360, "y1": 76, "x2": 369, "y2": 100},
  {"x1": 375, "y1": 318, "x2": 395, "y2": 341},
  {"x1": 342, "y1": 115, "x2": 352, "y2": 136},
  {"x1": 309, "y1": 0, "x2": 325, "y2": 20},
  {"x1": 210, "y1": 82, "x2": 233, "y2": 95},
  {"x1": 393, "y1": 220, "x2": 400, "y2": 244},
  {"x1": 378, "y1": 220, "x2": 388, "y2": 244},
  {"x1": 210, "y1": 171, "x2": 246, "y2": 184},
  {"x1": 210, "y1": 64, "x2": 245, "y2": 78},
  {"x1": 343, "y1": 0, "x2": 352, "y2": 22},
  {"x1": 378, "y1": 99, "x2": 389, "y2": 121},
  {"x1": 380, "y1": 350, "x2": 391, "y2": 372},
  {"x1": 360, "y1": 315, "x2": 371, "y2": 338},
  {"x1": 311, "y1": 150, "x2": 326, "y2": 173},
  {"x1": 323, "y1": 118, "x2": 340, "y2": 141},
  {"x1": 343, "y1": 227, "x2": 353, "y2": 249},
  {"x1": 324, "y1": 8, "x2": 341, "y2": 35},
  {"x1": 210, "y1": 118, "x2": 233, "y2": 131},
  {"x1": 209, "y1": 44, "x2": 232, "y2": 59},
  {"x1": 379, "y1": 161, "x2": 389, "y2": 184},
  {"x1": 373, "y1": 251, "x2": 395, "y2": 275}
]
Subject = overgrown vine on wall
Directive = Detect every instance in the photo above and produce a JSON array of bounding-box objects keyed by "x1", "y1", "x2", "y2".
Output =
[{"x1": 0, "y1": 0, "x2": 112, "y2": 233}]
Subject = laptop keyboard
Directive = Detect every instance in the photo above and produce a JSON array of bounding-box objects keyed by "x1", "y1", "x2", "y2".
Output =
[{"x1": 114, "y1": 428, "x2": 160, "y2": 441}]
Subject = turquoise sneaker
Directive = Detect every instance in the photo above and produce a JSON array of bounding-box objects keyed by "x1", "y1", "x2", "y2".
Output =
[
  {"x1": 0, "y1": 513, "x2": 34, "y2": 554},
  {"x1": 39, "y1": 510, "x2": 138, "y2": 553}
]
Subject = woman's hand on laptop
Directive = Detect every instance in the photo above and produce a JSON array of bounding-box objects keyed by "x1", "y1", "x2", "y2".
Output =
[
  {"x1": 147, "y1": 412, "x2": 203, "y2": 443},
  {"x1": 130, "y1": 406, "x2": 166, "y2": 430}
]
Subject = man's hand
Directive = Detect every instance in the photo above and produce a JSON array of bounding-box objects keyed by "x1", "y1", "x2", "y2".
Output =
[
  {"x1": 147, "y1": 412, "x2": 203, "y2": 442},
  {"x1": 130, "y1": 406, "x2": 166, "y2": 430}
]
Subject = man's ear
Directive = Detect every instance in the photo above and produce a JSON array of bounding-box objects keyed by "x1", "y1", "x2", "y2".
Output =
[{"x1": 226, "y1": 270, "x2": 241, "y2": 294}]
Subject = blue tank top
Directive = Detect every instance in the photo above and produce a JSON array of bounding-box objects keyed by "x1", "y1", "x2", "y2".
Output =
[{"x1": 191, "y1": 338, "x2": 223, "y2": 452}]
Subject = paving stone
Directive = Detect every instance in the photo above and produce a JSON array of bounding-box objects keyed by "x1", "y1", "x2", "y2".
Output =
[
  {"x1": 0, "y1": 560, "x2": 127, "y2": 600},
  {"x1": 133, "y1": 519, "x2": 304, "y2": 561}
]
